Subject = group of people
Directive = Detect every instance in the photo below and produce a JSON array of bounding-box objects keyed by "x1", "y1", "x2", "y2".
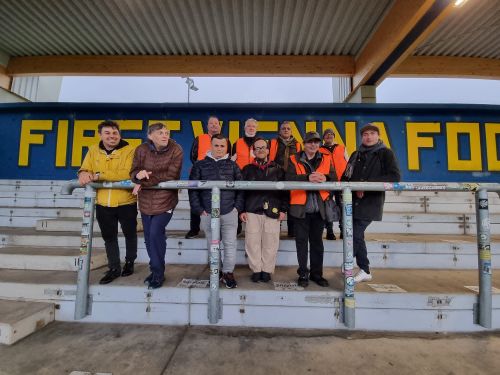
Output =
[{"x1": 78, "y1": 117, "x2": 400, "y2": 290}]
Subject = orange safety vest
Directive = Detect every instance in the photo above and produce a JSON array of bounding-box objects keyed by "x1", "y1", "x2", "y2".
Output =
[
  {"x1": 320, "y1": 144, "x2": 347, "y2": 180},
  {"x1": 268, "y1": 138, "x2": 301, "y2": 162},
  {"x1": 289, "y1": 154, "x2": 331, "y2": 205},
  {"x1": 197, "y1": 134, "x2": 212, "y2": 161},
  {"x1": 235, "y1": 138, "x2": 254, "y2": 169}
]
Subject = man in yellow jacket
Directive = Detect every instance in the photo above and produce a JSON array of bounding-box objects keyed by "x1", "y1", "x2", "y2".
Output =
[{"x1": 78, "y1": 120, "x2": 138, "y2": 285}]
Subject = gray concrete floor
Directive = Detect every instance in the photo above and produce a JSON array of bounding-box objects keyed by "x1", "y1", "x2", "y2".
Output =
[{"x1": 0, "y1": 323, "x2": 499, "y2": 375}]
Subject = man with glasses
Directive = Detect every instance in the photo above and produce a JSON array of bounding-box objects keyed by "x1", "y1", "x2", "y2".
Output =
[
  {"x1": 240, "y1": 138, "x2": 287, "y2": 283},
  {"x1": 269, "y1": 121, "x2": 302, "y2": 237},
  {"x1": 286, "y1": 131, "x2": 337, "y2": 288}
]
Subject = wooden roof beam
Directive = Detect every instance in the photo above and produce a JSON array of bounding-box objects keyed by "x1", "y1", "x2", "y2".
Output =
[
  {"x1": 348, "y1": 0, "x2": 455, "y2": 100},
  {"x1": 6, "y1": 55, "x2": 355, "y2": 77},
  {"x1": 393, "y1": 56, "x2": 500, "y2": 80}
]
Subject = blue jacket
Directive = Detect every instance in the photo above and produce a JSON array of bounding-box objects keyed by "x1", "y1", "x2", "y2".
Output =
[{"x1": 188, "y1": 154, "x2": 244, "y2": 215}]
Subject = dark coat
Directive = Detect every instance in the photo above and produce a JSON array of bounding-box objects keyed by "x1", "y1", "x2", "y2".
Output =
[
  {"x1": 130, "y1": 140, "x2": 183, "y2": 215},
  {"x1": 342, "y1": 145, "x2": 401, "y2": 221},
  {"x1": 189, "y1": 155, "x2": 244, "y2": 215},
  {"x1": 241, "y1": 160, "x2": 288, "y2": 215}
]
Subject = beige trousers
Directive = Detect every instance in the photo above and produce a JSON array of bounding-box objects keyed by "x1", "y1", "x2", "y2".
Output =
[{"x1": 245, "y1": 213, "x2": 281, "y2": 273}]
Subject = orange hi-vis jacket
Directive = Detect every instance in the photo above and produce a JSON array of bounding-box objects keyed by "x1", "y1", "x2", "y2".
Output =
[
  {"x1": 320, "y1": 144, "x2": 346, "y2": 180},
  {"x1": 197, "y1": 134, "x2": 212, "y2": 161},
  {"x1": 268, "y1": 138, "x2": 301, "y2": 162},
  {"x1": 289, "y1": 154, "x2": 331, "y2": 205},
  {"x1": 235, "y1": 138, "x2": 254, "y2": 169}
]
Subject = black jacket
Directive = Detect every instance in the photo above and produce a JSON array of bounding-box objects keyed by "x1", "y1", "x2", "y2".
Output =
[
  {"x1": 188, "y1": 154, "x2": 244, "y2": 215},
  {"x1": 241, "y1": 160, "x2": 288, "y2": 215},
  {"x1": 342, "y1": 143, "x2": 401, "y2": 221}
]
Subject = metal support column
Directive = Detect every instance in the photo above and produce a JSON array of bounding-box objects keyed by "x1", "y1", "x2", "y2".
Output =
[
  {"x1": 74, "y1": 184, "x2": 96, "y2": 320},
  {"x1": 475, "y1": 188, "x2": 492, "y2": 328},
  {"x1": 342, "y1": 187, "x2": 355, "y2": 328},
  {"x1": 208, "y1": 187, "x2": 222, "y2": 323}
]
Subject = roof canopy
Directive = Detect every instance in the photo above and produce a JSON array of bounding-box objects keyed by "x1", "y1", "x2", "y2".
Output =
[{"x1": 0, "y1": 0, "x2": 499, "y2": 99}]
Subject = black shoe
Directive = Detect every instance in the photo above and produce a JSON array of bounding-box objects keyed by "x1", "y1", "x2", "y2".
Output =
[
  {"x1": 310, "y1": 275, "x2": 329, "y2": 287},
  {"x1": 185, "y1": 229, "x2": 199, "y2": 239},
  {"x1": 297, "y1": 276, "x2": 309, "y2": 288},
  {"x1": 260, "y1": 272, "x2": 271, "y2": 283},
  {"x1": 99, "y1": 269, "x2": 121, "y2": 285},
  {"x1": 144, "y1": 272, "x2": 154, "y2": 284},
  {"x1": 251, "y1": 272, "x2": 261, "y2": 283},
  {"x1": 148, "y1": 275, "x2": 164, "y2": 289},
  {"x1": 222, "y1": 272, "x2": 238, "y2": 289},
  {"x1": 339, "y1": 232, "x2": 343, "y2": 239},
  {"x1": 326, "y1": 231, "x2": 336, "y2": 240},
  {"x1": 121, "y1": 261, "x2": 134, "y2": 277}
]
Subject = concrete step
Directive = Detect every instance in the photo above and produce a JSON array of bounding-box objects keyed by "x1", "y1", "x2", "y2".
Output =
[
  {"x1": 35, "y1": 213, "x2": 500, "y2": 235},
  {"x1": 0, "y1": 227, "x2": 499, "y2": 269},
  {"x1": 0, "y1": 299, "x2": 54, "y2": 345},
  {"x1": 0, "y1": 246, "x2": 107, "y2": 271},
  {"x1": 0, "y1": 265, "x2": 498, "y2": 331}
]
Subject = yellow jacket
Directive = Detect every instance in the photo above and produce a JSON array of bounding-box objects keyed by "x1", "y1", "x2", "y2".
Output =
[{"x1": 79, "y1": 141, "x2": 137, "y2": 207}]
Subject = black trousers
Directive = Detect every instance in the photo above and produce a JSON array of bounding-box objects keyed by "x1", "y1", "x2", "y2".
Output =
[
  {"x1": 294, "y1": 212, "x2": 325, "y2": 278},
  {"x1": 190, "y1": 210, "x2": 201, "y2": 232},
  {"x1": 95, "y1": 204, "x2": 138, "y2": 270},
  {"x1": 353, "y1": 219, "x2": 372, "y2": 273}
]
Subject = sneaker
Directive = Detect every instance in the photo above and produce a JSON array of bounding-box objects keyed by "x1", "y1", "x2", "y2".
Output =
[
  {"x1": 99, "y1": 269, "x2": 121, "y2": 285},
  {"x1": 121, "y1": 261, "x2": 134, "y2": 277},
  {"x1": 251, "y1": 272, "x2": 261, "y2": 283},
  {"x1": 297, "y1": 276, "x2": 309, "y2": 288},
  {"x1": 353, "y1": 269, "x2": 372, "y2": 283},
  {"x1": 310, "y1": 275, "x2": 329, "y2": 287},
  {"x1": 185, "y1": 229, "x2": 199, "y2": 239},
  {"x1": 260, "y1": 272, "x2": 271, "y2": 283},
  {"x1": 326, "y1": 231, "x2": 336, "y2": 240},
  {"x1": 144, "y1": 272, "x2": 154, "y2": 284},
  {"x1": 222, "y1": 272, "x2": 238, "y2": 289},
  {"x1": 148, "y1": 275, "x2": 164, "y2": 289}
]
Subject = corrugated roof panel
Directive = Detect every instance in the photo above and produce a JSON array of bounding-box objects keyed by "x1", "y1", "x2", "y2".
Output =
[{"x1": 414, "y1": 0, "x2": 500, "y2": 59}]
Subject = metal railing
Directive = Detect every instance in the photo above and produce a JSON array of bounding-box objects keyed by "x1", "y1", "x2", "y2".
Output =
[{"x1": 61, "y1": 180, "x2": 500, "y2": 329}]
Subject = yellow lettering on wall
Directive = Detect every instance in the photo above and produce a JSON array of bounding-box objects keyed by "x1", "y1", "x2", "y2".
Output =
[
  {"x1": 258, "y1": 121, "x2": 279, "y2": 134},
  {"x1": 305, "y1": 121, "x2": 317, "y2": 133},
  {"x1": 18, "y1": 120, "x2": 53, "y2": 166},
  {"x1": 446, "y1": 122, "x2": 482, "y2": 171},
  {"x1": 191, "y1": 121, "x2": 205, "y2": 138},
  {"x1": 370, "y1": 122, "x2": 391, "y2": 149},
  {"x1": 485, "y1": 123, "x2": 500, "y2": 171},
  {"x1": 406, "y1": 122, "x2": 441, "y2": 171},
  {"x1": 344, "y1": 121, "x2": 357, "y2": 157},
  {"x1": 229, "y1": 121, "x2": 240, "y2": 145},
  {"x1": 288, "y1": 121, "x2": 303, "y2": 144},
  {"x1": 322, "y1": 122, "x2": 346, "y2": 147},
  {"x1": 55, "y1": 120, "x2": 68, "y2": 167},
  {"x1": 118, "y1": 120, "x2": 143, "y2": 148},
  {"x1": 71, "y1": 120, "x2": 100, "y2": 167}
]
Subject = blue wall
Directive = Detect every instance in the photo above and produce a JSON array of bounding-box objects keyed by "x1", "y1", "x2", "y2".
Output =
[{"x1": 0, "y1": 103, "x2": 499, "y2": 181}]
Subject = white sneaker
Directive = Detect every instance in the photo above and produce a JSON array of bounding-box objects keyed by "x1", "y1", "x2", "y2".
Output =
[{"x1": 353, "y1": 269, "x2": 372, "y2": 283}]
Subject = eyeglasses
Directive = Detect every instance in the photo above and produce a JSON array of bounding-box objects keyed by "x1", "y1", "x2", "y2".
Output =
[{"x1": 254, "y1": 146, "x2": 267, "y2": 151}]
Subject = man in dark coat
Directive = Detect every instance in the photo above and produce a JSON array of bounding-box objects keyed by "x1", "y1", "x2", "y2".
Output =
[
  {"x1": 342, "y1": 123, "x2": 401, "y2": 283},
  {"x1": 189, "y1": 134, "x2": 244, "y2": 289}
]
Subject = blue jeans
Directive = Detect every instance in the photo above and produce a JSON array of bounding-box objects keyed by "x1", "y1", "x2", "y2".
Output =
[
  {"x1": 353, "y1": 219, "x2": 372, "y2": 273},
  {"x1": 141, "y1": 210, "x2": 173, "y2": 280}
]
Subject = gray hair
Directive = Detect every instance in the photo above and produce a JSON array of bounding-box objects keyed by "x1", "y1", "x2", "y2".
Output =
[
  {"x1": 245, "y1": 118, "x2": 258, "y2": 128},
  {"x1": 148, "y1": 122, "x2": 168, "y2": 135}
]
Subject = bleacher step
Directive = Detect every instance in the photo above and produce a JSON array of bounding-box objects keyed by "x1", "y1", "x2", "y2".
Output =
[
  {"x1": 0, "y1": 299, "x2": 54, "y2": 345},
  {"x1": 0, "y1": 246, "x2": 107, "y2": 271}
]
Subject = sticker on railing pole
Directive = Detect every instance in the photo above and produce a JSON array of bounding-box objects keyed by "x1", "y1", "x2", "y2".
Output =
[{"x1": 368, "y1": 284, "x2": 407, "y2": 293}]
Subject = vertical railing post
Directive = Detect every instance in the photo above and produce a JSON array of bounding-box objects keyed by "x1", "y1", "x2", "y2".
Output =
[
  {"x1": 342, "y1": 187, "x2": 355, "y2": 328},
  {"x1": 208, "y1": 187, "x2": 222, "y2": 323},
  {"x1": 475, "y1": 188, "x2": 492, "y2": 328},
  {"x1": 74, "y1": 184, "x2": 96, "y2": 320}
]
